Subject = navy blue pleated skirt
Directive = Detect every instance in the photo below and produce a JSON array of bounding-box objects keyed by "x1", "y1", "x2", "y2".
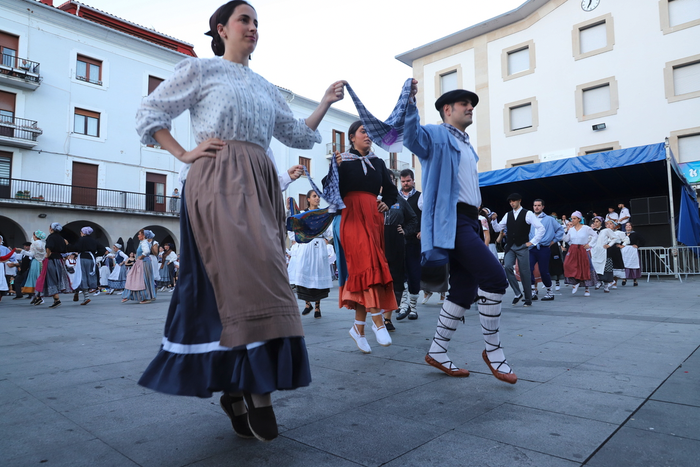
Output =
[{"x1": 138, "y1": 181, "x2": 312, "y2": 398}]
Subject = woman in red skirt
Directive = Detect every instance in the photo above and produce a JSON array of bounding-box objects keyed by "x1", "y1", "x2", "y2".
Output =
[{"x1": 337, "y1": 121, "x2": 399, "y2": 353}]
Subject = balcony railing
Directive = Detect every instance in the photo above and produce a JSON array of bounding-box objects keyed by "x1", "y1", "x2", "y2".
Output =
[
  {"x1": 0, "y1": 53, "x2": 41, "y2": 84},
  {"x1": 0, "y1": 116, "x2": 42, "y2": 142},
  {"x1": 0, "y1": 178, "x2": 181, "y2": 215}
]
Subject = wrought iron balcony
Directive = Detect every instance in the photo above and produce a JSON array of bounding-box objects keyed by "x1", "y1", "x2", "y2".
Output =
[
  {"x1": 0, "y1": 116, "x2": 42, "y2": 148},
  {"x1": 0, "y1": 177, "x2": 181, "y2": 216},
  {"x1": 0, "y1": 53, "x2": 41, "y2": 90}
]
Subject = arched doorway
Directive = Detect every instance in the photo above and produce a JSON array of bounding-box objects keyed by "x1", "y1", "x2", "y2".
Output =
[
  {"x1": 62, "y1": 220, "x2": 112, "y2": 249},
  {"x1": 0, "y1": 215, "x2": 28, "y2": 248}
]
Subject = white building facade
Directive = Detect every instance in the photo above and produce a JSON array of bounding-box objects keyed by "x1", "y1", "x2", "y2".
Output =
[{"x1": 396, "y1": 0, "x2": 700, "y2": 178}]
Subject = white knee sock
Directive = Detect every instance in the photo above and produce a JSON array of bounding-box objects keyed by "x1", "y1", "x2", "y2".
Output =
[
  {"x1": 409, "y1": 294, "x2": 419, "y2": 312},
  {"x1": 427, "y1": 300, "x2": 466, "y2": 370},
  {"x1": 477, "y1": 289, "x2": 512, "y2": 375}
]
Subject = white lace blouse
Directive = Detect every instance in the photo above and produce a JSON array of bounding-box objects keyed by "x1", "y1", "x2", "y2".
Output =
[
  {"x1": 135, "y1": 57, "x2": 321, "y2": 181},
  {"x1": 563, "y1": 225, "x2": 598, "y2": 247}
]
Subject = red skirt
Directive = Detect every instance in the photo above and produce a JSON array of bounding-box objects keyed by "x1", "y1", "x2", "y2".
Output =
[
  {"x1": 563, "y1": 244, "x2": 591, "y2": 281},
  {"x1": 339, "y1": 192, "x2": 397, "y2": 311}
]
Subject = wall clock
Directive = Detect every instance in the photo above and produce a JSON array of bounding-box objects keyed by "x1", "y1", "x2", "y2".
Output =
[{"x1": 581, "y1": 0, "x2": 600, "y2": 12}]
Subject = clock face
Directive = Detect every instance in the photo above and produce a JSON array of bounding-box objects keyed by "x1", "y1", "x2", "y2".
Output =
[{"x1": 581, "y1": 0, "x2": 600, "y2": 11}]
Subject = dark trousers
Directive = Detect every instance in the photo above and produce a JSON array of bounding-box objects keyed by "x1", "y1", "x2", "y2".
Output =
[
  {"x1": 529, "y1": 245, "x2": 552, "y2": 288},
  {"x1": 504, "y1": 244, "x2": 531, "y2": 300},
  {"x1": 447, "y1": 214, "x2": 508, "y2": 309},
  {"x1": 404, "y1": 241, "x2": 422, "y2": 295},
  {"x1": 14, "y1": 270, "x2": 28, "y2": 297}
]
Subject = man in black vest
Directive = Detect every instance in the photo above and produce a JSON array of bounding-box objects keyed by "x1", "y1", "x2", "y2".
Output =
[
  {"x1": 491, "y1": 193, "x2": 544, "y2": 307},
  {"x1": 395, "y1": 168, "x2": 423, "y2": 320}
]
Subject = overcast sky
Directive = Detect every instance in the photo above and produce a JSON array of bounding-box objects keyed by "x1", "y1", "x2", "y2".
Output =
[{"x1": 84, "y1": 0, "x2": 524, "y2": 116}]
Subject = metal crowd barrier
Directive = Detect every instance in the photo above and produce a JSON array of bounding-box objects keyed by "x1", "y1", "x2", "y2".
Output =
[{"x1": 638, "y1": 246, "x2": 700, "y2": 282}]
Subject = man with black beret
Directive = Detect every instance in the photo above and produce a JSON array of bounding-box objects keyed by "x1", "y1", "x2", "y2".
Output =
[
  {"x1": 403, "y1": 81, "x2": 517, "y2": 384},
  {"x1": 491, "y1": 193, "x2": 544, "y2": 307}
]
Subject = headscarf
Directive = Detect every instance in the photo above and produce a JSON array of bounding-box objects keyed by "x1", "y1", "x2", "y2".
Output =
[
  {"x1": 114, "y1": 243, "x2": 122, "y2": 250},
  {"x1": 594, "y1": 216, "x2": 604, "y2": 224},
  {"x1": 571, "y1": 211, "x2": 582, "y2": 219},
  {"x1": 50, "y1": 222, "x2": 63, "y2": 232},
  {"x1": 81, "y1": 226, "x2": 93, "y2": 235},
  {"x1": 143, "y1": 230, "x2": 155, "y2": 240},
  {"x1": 34, "y1": 230, "x2": 47, "y2": 240}
]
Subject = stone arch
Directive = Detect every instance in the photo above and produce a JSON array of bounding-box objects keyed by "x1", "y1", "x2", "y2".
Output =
[
  {"x1": 62, "y1": 220, "x2": 112, "y2": 248},
  {"x1": 0, "y1": 216, "x2": 28, "y2": 248}
]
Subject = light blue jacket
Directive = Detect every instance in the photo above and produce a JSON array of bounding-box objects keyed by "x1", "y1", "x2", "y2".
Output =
[
  {"x1": 403, "y1": 103, "x2": 462, "y2": 254},
  {"x1": 530, "y1": 212, "x2": 565, "y2": 248}
]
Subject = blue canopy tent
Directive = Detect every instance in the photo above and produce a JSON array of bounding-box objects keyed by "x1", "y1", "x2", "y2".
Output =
[{"x1": 479, "y1": 142, "x2": 700, "y2": 247}]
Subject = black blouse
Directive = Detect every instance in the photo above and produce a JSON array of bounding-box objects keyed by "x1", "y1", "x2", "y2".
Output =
[
  {"x1": 45, "y1": 232, "x2": 67, "y2": 260},
  {"x1": 338, "y1": 149, "x2": 398, "y2": 207}
]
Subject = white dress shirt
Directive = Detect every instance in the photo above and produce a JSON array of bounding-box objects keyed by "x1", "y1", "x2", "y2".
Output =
[{"x1": 491, "y1": 207, "x2": 545, "y2": 246}]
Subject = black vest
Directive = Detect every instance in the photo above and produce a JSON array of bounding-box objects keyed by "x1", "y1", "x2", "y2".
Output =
[
  {"x1": 506, "y1": 209, "x2": 530, "y2": 249},
  {"x1": 405, "y1": 191, "x2": 421, "y2": 244}
]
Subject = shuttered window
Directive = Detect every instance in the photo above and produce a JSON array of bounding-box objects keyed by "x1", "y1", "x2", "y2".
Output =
[{"x1": 74, "y1": 108, "x2": 100, "y2": 137}]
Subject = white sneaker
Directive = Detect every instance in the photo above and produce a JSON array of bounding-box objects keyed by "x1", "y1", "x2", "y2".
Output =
[
  {"x1": 584, "y1": 290, "x2": 591, "y2": 297},
  {"x1": 572, "y1": 284, "x2": 580, "y2": 294},
  {"x1": 371, "y1": 323, "x2": 392, "y2": 347},
  {"x1": 555, "y1": 284, "x2": 560, "y2": 291},
  {"x1": 93, "y1": 291, "x2": 100, "y2": 296},
  {"x1": 349, "y1": 325, "x2": 371, "y2": 353},
  {"x1": 421, "y1": 292, "x2": 433, "y2": 305}
]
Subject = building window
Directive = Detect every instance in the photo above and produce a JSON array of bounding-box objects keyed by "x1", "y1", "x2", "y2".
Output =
[
  {"x1": 575, "y1": 77, "x2": 619, "y2": 122},
  {"x1": 76, "y1": 55, "x2": 102, "y2": 85},
  {"x1": 503, "y1": 97, "x2": 539, "y2": 136},
  {"x1": 74, "y1": 108, "x2": 100, "y2": 137},
  {"x1": 572, "y1": 13, "x2": 614, "y2": 60},
  {"x1": 148, "y1": 76, "x2": 164, "y2": 95},
  {"x1": 0, "y1": 150, "x2": 11, "y2": 179},
  {"x1": 660, "y1": 0, "x2": 700, "y2": 34},
  {"x1": 0, "y1": 90, "x2": 16, "y2": 138},
  {"x1": 299, "y1": 156, "x2": 311, "y2": 175},
  {"x1": 505, "y1": 156, "x2": 539, "y2": 168},
  {"x1": 332, "y1": 129, "x2": 345, "y2": 153},
  {"x1": 388, "y1": 152, "x2": 398, "y2": 170},
  {"x1": 412, "y1": 154, "x2": 417, "y2": 168},
  {"x1": 501, "y1": 40, "x2": 536, "y2": 81},
  {"x1": 0, "y1": 31, "x2": 19, "y2": 68},
  {"x1": 579, "y1": 142, "x2": 621, "y2": 156},
  {"x1": 71, "y1": 161, "x2": 98, "y2": 206},
  {"x1": 678, "y1": 134, "x2": 700, "y2": 163},
  {"x1": 664, "y1": 54, "x2": 700, "y2": 103},
  {"x1": 434, "y1": 65, "x2": 463, "y2": 97},
  {"x1": 670, "y1": 127, "x2": 700, "y2": 164},
  {"x1": 298, "y1": 193, "x2": 307, "y2": 210}
]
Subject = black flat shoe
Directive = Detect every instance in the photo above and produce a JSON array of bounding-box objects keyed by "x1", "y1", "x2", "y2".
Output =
[
  {"x1": 243, "y1": 393, "x2": 278, "y2": 442},
  {"x1": 301, "y1": 303, "x2": 312, "y2": 315},
  {"x1": 384, "y1": 319, "x2": 395, "y2": 332},
  {"x1": 220, "y1": 394, "x2": 254, "y2": 439},
  {"x1": 314, "y1": 310, "x2": 322, "y2": 319}
]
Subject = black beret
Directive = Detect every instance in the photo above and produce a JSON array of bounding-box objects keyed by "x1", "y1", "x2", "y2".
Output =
[
  {"x1": 434, "y1": 89, "x2": 479, "y2": 111},
  {"x1": 507, "y1": 193, "x2": 522, "y2": 201}
]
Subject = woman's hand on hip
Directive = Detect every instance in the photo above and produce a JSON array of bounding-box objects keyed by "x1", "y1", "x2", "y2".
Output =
[
  {"x1": 181, "y1": 138, "x2": 226, "y2": 163},
  {"x1": 377, "y1": 201, "x2": 389, "y2": 213}
]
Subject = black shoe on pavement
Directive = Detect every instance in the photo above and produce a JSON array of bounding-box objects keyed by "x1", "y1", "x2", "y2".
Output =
[
  {"x1": 384, "y1": 319, "x2": 395, "y2": 332},
  {"x1": 408, "y1": 310, "x2": 418, "y2": 320},
  {"x1": 523, "y1": 300, "x2": 532, "y2": 307},
  {"x1": 512, "y1": 294, "x2": 523, "y2": 305},
  {"x1": 395, "y1": 308, "x2": 410, "y2": 321},
  {"x1": 531, "y1": 294, "x2": 538, "y2": 301},
  {"x1": 49, "y1": 300, "x2": 61, "y2": 309},
  {"x1": 540, "y1": 294, "x2": 555, "y2": 301}
]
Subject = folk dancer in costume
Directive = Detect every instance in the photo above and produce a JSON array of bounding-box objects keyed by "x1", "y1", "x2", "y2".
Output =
[
  {"x1": 121, "y1": 229, "x2": 157, "y2": 304},
  {"x1": 382, "y1": 171, "x2": 418, "y2": 331},
  {"x1": 107, "y1": 243, "x2": 129, "y2": 294},
  {"x1": 528, "y1": 199, "x2": 564, "y2": 301},
  {"x1": 403, "y1": 82, "x2": 517, "y2": 383},
  {"x1": 23, "y1": 231, "x2": 47, "y2": 304},
  {"x1": 621, "y1": 222, "x2": 643, "y2": 286},
  {"x1": 40, "y1": 223, "x2": 72, "y2": 308},
  {"x1": 66, "y1": 226, "x2": 104, "y2": 306},
  {"x1": 562, "y1": 211, "x2": 598, "y2": 296},
  {"x1": 135, "y1": 0, "x2": 345, "y2": 442},
  {"x1": 395, "y1": 168, "x2": 423, "y2": 320},
  {"x1": 288, "y1": 190, "x2": 334, "y2": 319},
  {"x1": 491, "y1": 193, "x2": 545, "y2": 308},
  {"x1": 333, "y1": 121, "x2": 399, "y2": 352}
]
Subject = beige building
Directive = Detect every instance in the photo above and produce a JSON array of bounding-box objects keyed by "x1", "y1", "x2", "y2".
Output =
[{"x1": 396, "y1": 0, "x2": 700, "y2": 175}]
